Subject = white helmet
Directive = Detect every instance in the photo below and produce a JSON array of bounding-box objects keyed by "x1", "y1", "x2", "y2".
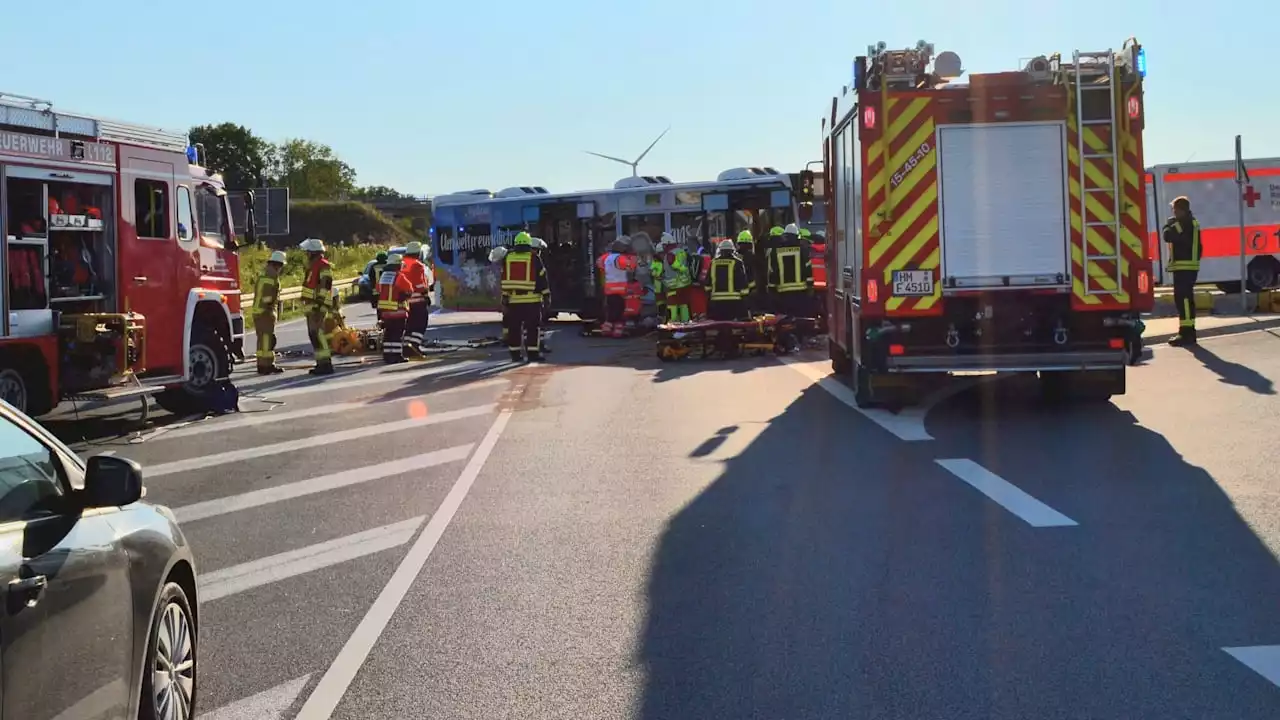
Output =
[
  {"x1": 716, "y1": 239, "x2": 736, "y2": 252},
  {"x1": 405, "y1": 241, "x2": 423, "y2": 256},
  {"x1": 299, "y1": 238, "x2": 326, "y2": 253},
  {"x1": 783, "y1": 223, "x2": 799, "y2": 235},
  {"x1": 488, "y1": 246, "x2": 509, "y2": 263},
  {"x1": 530, "y1": 237, "x2": 547, "y2": 249},
  {"x1": 267, "y1": 250, "x2": 287, "y2": 264},
  {"x1": 386, "y1": 253, "x2": 404, "y2": 264},
  {"x1": 658, "y1": 232, "x2": 675, "y2": 249}
]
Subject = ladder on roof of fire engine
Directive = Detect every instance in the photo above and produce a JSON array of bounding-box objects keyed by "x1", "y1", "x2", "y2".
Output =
[
  {"x1": 1071, "y1": 50, "x2": 1124, "y2": 295},
  {"x1": 0, "y1": 91, "x2": 189, "y2": 154}
]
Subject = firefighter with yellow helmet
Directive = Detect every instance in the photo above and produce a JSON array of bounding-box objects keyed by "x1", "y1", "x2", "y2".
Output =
[
  {"x1": 498, "y1": 231, "x2": 550, "y2": 361},
  {"x1": 299, "y1": 238, "x2": 335, "y2": 375},
  {"x1": 251, "y1": 251, "x2": 288, "y2": 375}
]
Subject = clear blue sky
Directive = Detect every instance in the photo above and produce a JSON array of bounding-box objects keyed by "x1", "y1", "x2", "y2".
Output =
[{"x1": 1, "y1": 1, "x2": 1271, "y2": 196}]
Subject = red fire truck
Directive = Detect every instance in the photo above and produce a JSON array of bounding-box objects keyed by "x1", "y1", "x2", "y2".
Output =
[
  {"x1": 822, "y1": 41, "x2": 1154, "y2": 406},
  {"x1": 0, "y1": 92, "x2": 247, "y2": 417}
]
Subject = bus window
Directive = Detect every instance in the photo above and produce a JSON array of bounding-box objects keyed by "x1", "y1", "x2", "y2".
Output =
[
  {"x1": 456, "y1": 223, "x2": 492, "y2": 266},
  {"x1": 622, "y1": 213, "x2": 663, "y2": 251},
  {"x1": 436, "y1": 226, "x2": 455, "y2": 264},
  {"x1": 668, "y1": 211, "x2": 706, "y2": 251}
]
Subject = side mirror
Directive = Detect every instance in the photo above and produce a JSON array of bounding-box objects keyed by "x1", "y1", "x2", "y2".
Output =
[
  {"x1": 83, "y1": 455, "x2": 144, "y2": 509},
  {"x1": 178, "y1": 223, "x2": 190, "y2": 240}
]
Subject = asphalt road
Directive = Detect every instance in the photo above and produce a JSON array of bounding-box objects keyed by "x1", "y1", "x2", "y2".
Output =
[{"x1": 45, "y1": 319, "x2": 1280, "y2": 719}]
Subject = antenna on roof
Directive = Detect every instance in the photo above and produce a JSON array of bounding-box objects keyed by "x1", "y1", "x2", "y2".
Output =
[{"x1": 584, "y1": 126, "x2": 670, "y2": 177}]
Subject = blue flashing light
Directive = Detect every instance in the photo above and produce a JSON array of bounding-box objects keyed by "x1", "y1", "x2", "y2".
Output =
[
  {"x1": 185, "y1": 146, "x2": 199, "y2": 164},
  {"x1": 1136, "y1": 48, "x2": 1147, "y2": 78},
  {"x1": 853, "y1": 56, "x2": 867, "y2": 90}
]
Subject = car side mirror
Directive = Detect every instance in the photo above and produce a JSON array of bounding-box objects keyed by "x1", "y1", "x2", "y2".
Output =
[
  {"x1": 83, "y1": 455, "x2": 144, "y2": 509},
  {"x1": 178, "y1": 223, "x2": 190, "y2": 240}
]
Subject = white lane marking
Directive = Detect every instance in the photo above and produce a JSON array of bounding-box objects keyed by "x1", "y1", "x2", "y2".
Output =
[
  {"x1": 935, "y1": 458, "x2": 1078, "y2": 528},
  {"x1": 146, "y1": 404, "x2": 495, "y2": 478},
  {"x1": 198, "y1": 674, "x2": 312, "y2": 720},
  {"x1": 260, "y1": 360, "x2": 503, "y2": 399},
  {"x1": 198, "y1": 517, "x2": 423, "y2": 602},
  {"x1": 780, "y1": 357, "x2": 933, "y2": 441},
  {"x1": 172, "y1": 445, "x2": 474, "y2": 523},
  {"x1": 294, "y1": 409, "x2": 513, "y2": 720},
  {"x1": 1224, "y1": 646, "x2": 1280, "y2": 688},
  {"x1": 157, "y1": 378, "x2": 508, "y2": 442}
]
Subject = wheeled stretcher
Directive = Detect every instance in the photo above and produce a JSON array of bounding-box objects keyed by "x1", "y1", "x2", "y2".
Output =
[{"x1": 655, "y1": 314, "x2": 818, "y2": 361}]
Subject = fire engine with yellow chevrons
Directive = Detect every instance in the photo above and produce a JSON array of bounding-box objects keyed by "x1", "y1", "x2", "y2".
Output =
[{"x1": 821, "y1": 39, "x2": 1154, "y2": 407}]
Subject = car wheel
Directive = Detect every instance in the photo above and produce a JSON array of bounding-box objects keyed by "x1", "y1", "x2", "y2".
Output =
[
  {"x1": 0, "y1": 367, "x2": 29, "y2": 414},
  {"x1": 140, "y1": 582, "x2": 197, "y2": 720}
]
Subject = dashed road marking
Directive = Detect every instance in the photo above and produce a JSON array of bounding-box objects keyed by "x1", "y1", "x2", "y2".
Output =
[
  {"x1": 936, "y1": 458, "x2": 1078, "y2": 528},
  {"x1": 1224, "y1": 646, "x2": 1280, "y2": 688}
]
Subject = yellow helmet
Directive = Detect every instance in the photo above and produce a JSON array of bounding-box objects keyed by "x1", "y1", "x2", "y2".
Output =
[
  {"x1": 513, "y1": 232, "x2": 532, "y2": 246},
  {"x1": 769, "y1": 226, "x2": 784, "y2": 237}
]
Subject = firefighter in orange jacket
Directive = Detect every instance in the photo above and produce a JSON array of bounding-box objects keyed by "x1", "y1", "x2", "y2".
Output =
[
  {"x1": 499, "y1": 232, "x2": 550, "y2": 361},
  {"x1": 801, "y1": 228, "x2": 828, "y2": 320},
  {"x1": 299, "y1": 238, "x2": 335, "y2": 376},
  {"x1": 377, "y1": 253, "x2": 415, "y2": 363},
  {"x1": 401, "y1": 241, "x2": 433, "y2": 354}
]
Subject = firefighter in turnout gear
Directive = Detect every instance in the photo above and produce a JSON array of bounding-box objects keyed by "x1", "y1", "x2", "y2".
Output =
[
  {"x1": 299, "y1": 238, "x2": 335, "y2": 375},
  {"x1": 401, "y1": 241, "x2": 432, "y2": 354},
  {"x1": 251, "y1": 251, "x2": 287, "y2": 375},
  {"x1": 735, "y1": 229, "x2": 759, "y2": 310},
  {"x1": 531, "y1": 236, "x2": 553, "y2": 354},
  {"x1": 377, "y1": 253, "x2": 414, "y2": 363},
  {"x1": 767, "y1": 223, "x2": 814, "y2": 318},
  {"x1": 1163, "y1": 196, "x2": 1203, "y2": 346},
  {"x1": 662, "y1": 233, "x2": 693, "y2": 323},
  {"x1": 597, "y1": 237, "x2": 637, "y2": 337},
  {"x1": 801, "y1": 228, "x2": 827, "y2": 320},
  {"x1": 367, "y1": 250, "x2": 389, "y2": 309},
  {"x1": 707, "y1": 239, "x2": 750, "y2": 321},
  {"x1": 500, "y1": 232, "x2": 550, "y2": 361}
]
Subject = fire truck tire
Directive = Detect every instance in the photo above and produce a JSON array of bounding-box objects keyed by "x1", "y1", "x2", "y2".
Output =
[
  {"x1": 852, "y1": 361, "x2": 878, "y2": 408},
  {"x1": 0, "y1": 353, "x2": 54, "y2": 418},
  {"x1": 155, "y1": 324, "x2": 233, "y2": 416},
  {"x1": 829, "y1": 337, "x2": 852, "y2": 375}
]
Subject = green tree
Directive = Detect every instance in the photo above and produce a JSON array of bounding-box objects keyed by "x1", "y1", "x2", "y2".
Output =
[
  {"x1": 353, "y1": 185, "x2": 415, "y2": 201},
  {"x1": 188, "y1": 123, "x2": 272, "y2": 189},
  {"x1": 269, "y1": 138, "x2": 357, "y2": 200}
]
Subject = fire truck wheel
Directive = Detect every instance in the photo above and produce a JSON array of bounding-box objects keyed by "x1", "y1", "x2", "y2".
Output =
[
  {"x1": 829, "y1": 337, "x2": 852, "y2": 375},
  {"x1": 0, "y1": 356, "x2": 53, "y2": 418},
  {"x1": 155, "y1": 325, "x2": 232, "y2": 416},
  {"x1": 852, "y1": 362, "x2": 878, "y2": 408}
]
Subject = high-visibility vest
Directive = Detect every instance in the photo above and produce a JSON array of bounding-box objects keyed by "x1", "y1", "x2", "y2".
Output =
[
  {"x1": 665, "y1": 249, "x2": 691, "y2": 289},
  {"x1": 252, "y1": 275, "x2": 279, "y2": 318},
  {"x1": 502, "y1": 251, "x2": 543, "y2": 303},
  {"x1": 598, "y1": 253, "x2": 632, "y2": 295},
  {"x1": 811, "y1": 243, "x2": 827, "y2": 288},
  {"x1": 302, "y1": 258, "x2": 333, "y2": 308},
  {"x1": 377, "y1": 268, "x2": 412, "y2": 317},
  {"x1": 773, "y1": 246, "x2": 808, "y2": 293},
  {"x1": 709, "y1": 257, "x2": 746, "y2": 301}
]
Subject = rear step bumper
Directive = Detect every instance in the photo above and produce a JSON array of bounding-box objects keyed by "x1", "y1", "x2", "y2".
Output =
[{"x1": 885, "y1": 350, "x2": 1127, "y2": 374}]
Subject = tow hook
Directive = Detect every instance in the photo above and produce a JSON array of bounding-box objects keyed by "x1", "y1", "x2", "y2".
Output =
[
  {"x1": 946, "y1": 325, "x2": 960, "y2": 349},
  {"x1": 1053, "y1": 324, "x2": 1069, "y2": 346}
]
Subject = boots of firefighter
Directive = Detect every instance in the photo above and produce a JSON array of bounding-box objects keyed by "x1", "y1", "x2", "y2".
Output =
[
  {"x1": 600, "y1": 320, "x2": 614, "y2": 336},
  {"x1": 1170, "y1": 326, "x2": 1197, "y2": 347}
]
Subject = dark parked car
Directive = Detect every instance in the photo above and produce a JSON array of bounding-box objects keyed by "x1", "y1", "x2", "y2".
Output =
[{"x1": 0, "y1": 401, "x2": 199, "y2": 720}]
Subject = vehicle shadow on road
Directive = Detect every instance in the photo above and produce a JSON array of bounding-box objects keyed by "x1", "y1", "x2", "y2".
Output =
[
  {"x1": 639, "y1": 385, "x2": 939, "y2": 719},
  {"x1": 918, "y1": 377, "x2": 1280, "y2": 717},
  {"x1": 641, "y1": 378, "x2": 1280, "y2": 719},
  {"x1": 1188, "y1": 344, "x2": 1276, "y2": 395}
]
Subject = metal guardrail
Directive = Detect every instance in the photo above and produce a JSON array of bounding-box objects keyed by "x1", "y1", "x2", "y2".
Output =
[{"x1": 242, "y1": 276, "x2": 362, "y2": 311}]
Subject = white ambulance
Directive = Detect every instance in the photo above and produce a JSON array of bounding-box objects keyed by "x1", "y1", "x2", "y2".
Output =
[{"x1": 1146, "y1": 157, "x2": 1280, "y2": 291}]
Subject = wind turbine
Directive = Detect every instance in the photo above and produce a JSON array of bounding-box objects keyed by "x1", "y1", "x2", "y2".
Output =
[{"x1": 584, "y1": 126, "x2": 671, "y2": 177}]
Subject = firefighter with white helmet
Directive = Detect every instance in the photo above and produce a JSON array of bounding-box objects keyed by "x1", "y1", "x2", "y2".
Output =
[
  {"x1": 401, "y1": 240, "x2": 433, "y2": 354},
  {"x1": 707, "y1": 238, "x2": 750, "y2": 321},
  {"x1": 299, "y1": 238, "x2": 335, "y2": 375},
  {"x1": 251, "y1": 250, "x2": 288, "y2": 375},
  {"x1": 376, "y1": 253, "x2": 414, "y2": 363}
]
